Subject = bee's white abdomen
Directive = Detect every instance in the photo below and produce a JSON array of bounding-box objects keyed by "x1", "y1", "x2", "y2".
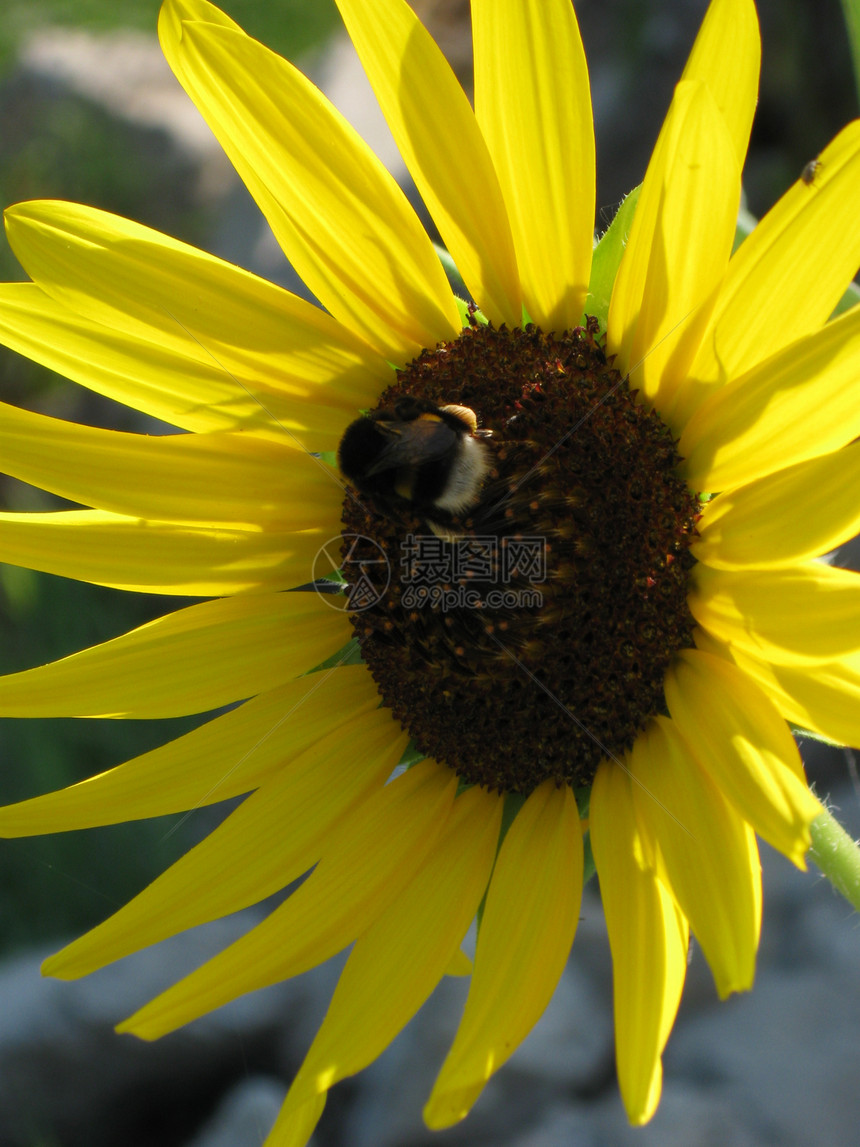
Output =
[{"x1": 433, "y1": 435, "x2": 491, "y2": 514}]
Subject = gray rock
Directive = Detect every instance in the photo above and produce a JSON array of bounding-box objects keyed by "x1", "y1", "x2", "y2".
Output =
[
  {"x1": 343, "y1": 973, "x2": 473, "y2": 1147},
  {"x1": 272, "y1": 952, "x2": 349, "y2": 1071},
  {"x1": 0, "y1": 913, "x2": 302, "y2": 1147},
  {"x1": 665, "y1": 968, "x2": 860, "y2": 1147},
  {"x1": 19, "y1": 27, "x2": 232, "y2": 191},
  {"x1": 591, "y1": 1082, "x2": 767, "y2": 1147},
  {"x1": 183, "y1": 1077, "x2": 286, "y2": 1147},
  {"x1": 508, "y1": 1103, "x2": 599, "y2": 1147},
  {"x1": 505, "y1": 960, "x2": 613, "y2": 1092},
  {"x1": 342, "y1": 949, "x2": 612, "y2": 1147}
]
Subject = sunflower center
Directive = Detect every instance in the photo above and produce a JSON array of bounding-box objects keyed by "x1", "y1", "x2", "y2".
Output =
[{"x1": 340, "y1": 318, "x2": 699, "y2": 794}]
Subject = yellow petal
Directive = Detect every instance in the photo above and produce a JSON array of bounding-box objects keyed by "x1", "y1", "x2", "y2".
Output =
[
  {"x1": 680, "y1": 0, "x2": 759, "y2": 166},
  {"x1": 0, "y1": 666, "x2": 380, "y2": 831},
  {"x1": 159, "y1": 3, "x2": 459, "y2": 361},
  {"x1": 424, "y1": 781, "x2": 582, "y2": 1129},
  {"x1": 445, "y1": 948, "x2": 473, "y2": 978},
  {"x1": 0, "y1": 284, "x2": 310, "y2": 441},
  {"x1": 0, "y1": 401, "x2": 343, "y2": 528},
  {"x1": 264, "y1": 1092, "x2": 325, "y2": 1147},
  {"x1": 680, "y1": 303, "x2": 860, "y2": 492},
  {"x1": 4, "y1": 202, "x2": 389, "y2": 449},
  {"x1": 472, "y1": 0, "x2": 594, "y2": 329},
  {"x1": 689, "y1": 119, "x2": 860, "y2": 385},
  {"x1": 279, "y1": 785, "x2": 502, "y2": 1112},
  {"x1": 0, "y1": 509, "x2": 321, "y2": 596},
  {"x1": 590, "y1": 760, "x2": 688, "y2": 1125},
  {"x1": 334, "y1": 0, "x2": 521, "y2": 326},
  {"x1": 160, "y1": 0, "x2": 235, "y2": 30},
  {"x1": 690, "y1": 562, "x2": 860, "y2": 665},
  {"x1": 665, "y1": 650, "x2": 821, "y2": 866},
  {"x1": 693, "y1": 442, "x2": 860, "y2": 569},
  {"x1": 44, "y1": 708, "x2": 406, "y2": 978},
  {"x1": 631, "y1": 716, "x2": 761, "y2": 998},
  {"x1": 696, "y1": 634, "x2": 860, "y2": 750},
  {"x1": 607, "y1": 81, "x2": 739, "y2": 424},
  {"x1": 118, "y1": 760, "x2": 457, "y2": 1040},
  {"x1": 0, "y1": 592, "x2": 350, "y2": 718},
  {"x1": 767, "y1": 658, "x2": 860, "y2": 748}
]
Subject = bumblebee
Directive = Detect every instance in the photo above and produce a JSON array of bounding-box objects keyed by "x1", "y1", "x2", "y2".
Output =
[{"x1": 337, "y1": 396, "x2": 492, "y2": 524}]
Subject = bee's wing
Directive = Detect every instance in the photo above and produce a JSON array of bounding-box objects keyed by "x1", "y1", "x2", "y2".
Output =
[{"x1": 365, "y1": 417, "x2": 457, "y2": 475}]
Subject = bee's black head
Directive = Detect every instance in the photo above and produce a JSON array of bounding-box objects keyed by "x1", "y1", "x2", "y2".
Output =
[{"x1": 337, "y1": 414, "x2": 400, "y2": 490}]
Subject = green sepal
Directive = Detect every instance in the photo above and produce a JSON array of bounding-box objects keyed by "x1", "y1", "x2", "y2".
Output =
[
  {"x1": 498, "y1": 791, "x2": 528, "y2": 851},
  {"x1": 435, "y1": 242, "x2": 469, "y2": 299},
  {"x1": 574, "y1": 785, "x2": 596, "y2": 883},
  {"x1": 433, "y1": 245, "x2": 489, "y2": 328},
  {"x1": 581, "y1": 830, "x2": 596, "y2": 884},
  {"x1": 573, "y1": 784, "x2": 591, "y2": 819},
  {"x1": 455, "y1": 296, "x2": 488, "y2": 328},
  {"x1": 306, "y1": 635, "x2": 363, "y2": 672},
  {"x1": 791, "y1": 724, "x2": 844, "y2": 749},
  {"x1": 586, "y1": 185, "x2": 641, "y2": 331},
  {"x1": 832, "y1": 278, "x2": 860, "y2": 318},
  {"x1": 398, "y1": 739, "x2": 427, "y2": 770}
]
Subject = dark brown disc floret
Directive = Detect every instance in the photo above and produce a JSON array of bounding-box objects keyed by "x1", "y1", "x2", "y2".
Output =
[{"x1": 340, "y1": 317, "x2": 699, "y2": 794}]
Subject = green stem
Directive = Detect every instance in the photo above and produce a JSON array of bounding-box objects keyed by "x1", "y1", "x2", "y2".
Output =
[
  {"x1": 809, "y1": 805, "x2": 860, "y2": 912},
  {"x1": 839, "y1": 0, "x2": 860, "y2": 108}
]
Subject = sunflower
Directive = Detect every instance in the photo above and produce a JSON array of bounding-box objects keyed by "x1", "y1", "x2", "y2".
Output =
[{"x1": 0, "y1": 0, "x2": 858, "y2": 1141}]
